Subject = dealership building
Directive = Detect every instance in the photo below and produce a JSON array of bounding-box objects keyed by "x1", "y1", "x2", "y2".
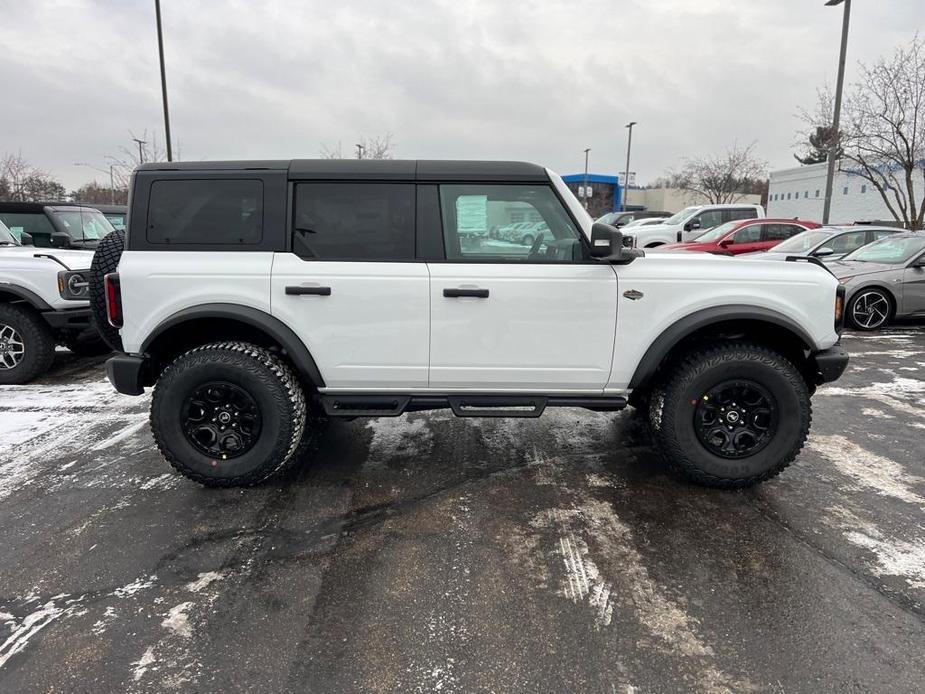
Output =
[{"x1": 767, "y1": 160, "x2": 922, "y2": 226}]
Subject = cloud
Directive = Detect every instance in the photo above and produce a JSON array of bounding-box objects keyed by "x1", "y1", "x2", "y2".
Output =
[{"x1": 1, "y1": 0, "x2": 922, "y2": 190}]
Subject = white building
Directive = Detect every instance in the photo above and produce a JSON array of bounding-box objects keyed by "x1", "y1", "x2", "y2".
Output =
[{"x1": 767, "y1": 160, "x2": 922, "y2": 226}]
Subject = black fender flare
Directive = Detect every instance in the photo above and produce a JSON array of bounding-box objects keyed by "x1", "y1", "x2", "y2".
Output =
[
  {"x1": 628, "y1": 305, "x2": 816, "y2": 390},
  {"x1": 0, "y1": 283, "x2": 53, "y2": 310},
  {"x1": 141, "y1": 303, "x2": 326, "y2": 387}
]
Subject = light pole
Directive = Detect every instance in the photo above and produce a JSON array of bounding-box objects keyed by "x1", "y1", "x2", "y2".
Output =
[
  {"x1": 822, "y1": 0, "x2": 851, "y2": 225},
  {"x1": 155, "y1": 0, "x2": 173, "y2": 161},
  {"x1": 355, "y1": 143, "x2": 365, "y2": 159},
  {"x1": 132, "y1": 138, "x2": 147, "y2": 165},
  {"x1": 623, "y1": 121, "x2": 637, "y2": 211},
  {"x1": 582, "y1": 147, "x2": 591, "y2": 209}
]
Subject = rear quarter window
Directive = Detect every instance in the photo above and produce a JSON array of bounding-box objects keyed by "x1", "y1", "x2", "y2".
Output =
[{"x1": 146, "y1": 179, "x2": 263, "y2": 245}]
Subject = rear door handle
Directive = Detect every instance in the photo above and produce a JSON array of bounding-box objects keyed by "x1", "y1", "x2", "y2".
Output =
[
  {"x1": 286, "y1": 285, "x2": 331, "y2": 296},
  {"x1": 443, "y1": 288, "x2": 489, "y2": 298}
]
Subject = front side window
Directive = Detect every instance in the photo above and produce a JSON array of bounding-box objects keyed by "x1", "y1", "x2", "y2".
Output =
[
  {"x1": 818, "y1": 230, "x2": 870, "y2": 255},
  {"x1": 440, "y1": 184, "x2": 582, "y2": 262},
  {"x1": 695, "y1": 209, "x2": 724, "y2": 229},
  {"x1": 732, "y1": 224, "x2": 762, "y2": 243},
  {"x1": 0, "y1": 220, "x2": 18, "y2": 245},
  {"x1": 293, "y1": 183, "x2": 414, "y2": 260},
  {"x1": 147, "y1": 179, "x2": 262, "y2": 245}
]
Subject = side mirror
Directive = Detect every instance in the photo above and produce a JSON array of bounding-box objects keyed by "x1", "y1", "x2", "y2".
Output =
[
  {"x1": 685, "y1": 219, "x2": 701, "y2": 232},
  {"x1": 813, "y1": 247, "x2": 834, "y2": 257},
  {"x1": 50, "y1": 231, "x2": 71, "y2": 248},
  {"x1": 20, "y1": 232, "x2": 33, "y2": 246},
  {"x1": 590, "y1": 222, "x2": 644, "y2": 265},
  {"x1": 719, "y1": 238, "x2": 733, "y2": 248}
]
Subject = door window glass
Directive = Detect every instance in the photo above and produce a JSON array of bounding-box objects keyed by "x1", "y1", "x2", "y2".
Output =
[
  {"x1": 726, "y1": 208, "x2": 758, "y2": 221},
  {"x1": 818, "y1": 231, "x2": 867, "y2": 254},
  {"x1": 764, "y1": 224, "x2": 801, "y2": 241},
  {"x1": 292, "y1": 183, "x2": 414, "y2": 260},
  {"x1": 440, "y1": 184, "x2": 582, "y2": 262},
  {"x1": 0, "y1": 212, "x2": 55, "y2": 247},
  {"x1": 695, "y1": 210, "x2": 724, "y2": 230},
  {"x1": 732, "y1": 224, "x2": 762, "y2": 243},
  {"x1": 148, "y1": 179, "x2": 262, "y2": 245}
]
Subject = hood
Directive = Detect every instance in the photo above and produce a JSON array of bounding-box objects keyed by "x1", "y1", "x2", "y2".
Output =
[
  {"x1": 828, "y1": 260, "x2": 897, "y2": 279},
  {"x1": 0, "y1": 246, "x2": 94, "y2": 270},
  {"x1": 623, "y1": 222, "x2": 676, "y2": 237}
]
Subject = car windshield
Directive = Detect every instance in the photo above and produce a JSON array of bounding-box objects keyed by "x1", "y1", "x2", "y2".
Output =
[
  {"x1": 772, "y1": 230, "x2": 833, "y2": 254},
  {"x1": 663, "y1": 206, "x2": 700, "y2": 225},
  {"x1": 841, "y1": 235, "x2": 925, "y2": 264},
  {"x1": 51, "y1": 208, "x2": 114, "y2": 241},
  {"x1": 595, "y1": 212, "x2": 620, "y2": 225},
  {"x1": 0, "y1": 220, "x2": 18, "y2": 245}
]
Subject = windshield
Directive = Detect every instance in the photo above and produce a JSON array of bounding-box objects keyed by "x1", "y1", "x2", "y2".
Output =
[
  {"x1": 841, "y1": 235, "x2": 925, "y2": 264},
  {"x1": 51, "y1": 208, "x2": 114, "y2": 241},
  {"x1": 663, "y1": 206, "x2": 700, "y2": 226},
  {"x1": 595, "y1": 212, "x2": 621, "y2": 225},
  {"x1": 0, "y1": 220, "x2": 18, "y2": 245},
  {"x1": 691, "y1": 221, "x2": 738, "y2": 243},
  {"x1": 772, "y1": 230, "x2": 833, "y2": 254}
]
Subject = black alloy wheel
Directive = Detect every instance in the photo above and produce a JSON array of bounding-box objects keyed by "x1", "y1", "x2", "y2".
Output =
[
  {"x1": 182, "y1": 381, "x2": 262, "y2": 460},
  {"x1": 693, "y1": 380, "x2": 778, "y2": 458}
]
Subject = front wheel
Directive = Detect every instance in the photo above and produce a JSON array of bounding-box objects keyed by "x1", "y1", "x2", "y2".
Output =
[
  {"x1": 649, "y1": 343, "x2": 811, "y2": 488},
  {"x1": 0, "y1": 304, "x2": 55, "y2": 385},
  {"x1": 521, "y1": 234, "x2": 534, "y2": 246},
  {"x1": 150, "y1": 342, "x2": 307, "y2": 487},
  {"x1": 847, "y1": 289, "x2": 892, "y2": 331}
]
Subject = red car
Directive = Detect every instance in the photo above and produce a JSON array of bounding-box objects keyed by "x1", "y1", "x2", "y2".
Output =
[{"x1": 656, "y1": 218, "x2": 821, "y2": 255}]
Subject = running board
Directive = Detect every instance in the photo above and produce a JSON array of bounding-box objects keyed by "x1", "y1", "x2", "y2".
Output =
[{"x1": 317, "y1": 394, "x2": 627, "y2": 418}]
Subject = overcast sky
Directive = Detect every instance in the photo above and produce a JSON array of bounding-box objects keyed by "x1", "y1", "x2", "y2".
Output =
[{"x1": 1, "y1": 0, "x2": 923, "y2": 191}]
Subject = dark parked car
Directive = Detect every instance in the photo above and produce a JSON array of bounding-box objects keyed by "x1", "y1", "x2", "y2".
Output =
[
  {"x1": 595, "y1": 210, "x2": 671, "y2": 228},
  {"x1": 0, "y1": 202, "x2": 114, "y2": 249},
  {"x1": 740, "y1": 225, "x2": 899, "y2": 262}
]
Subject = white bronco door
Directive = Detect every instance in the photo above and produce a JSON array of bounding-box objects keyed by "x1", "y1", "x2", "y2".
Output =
[
  {"x1": 271, "y1": 182, "x2": 429, "y2": 390},
  {"x1": 428, "y1": 183, "x2": 618, "y2": 392}
]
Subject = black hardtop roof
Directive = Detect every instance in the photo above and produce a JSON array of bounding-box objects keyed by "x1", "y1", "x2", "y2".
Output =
[
  {"x1": 136, "y1": 159, "x2": 549, "y2": 182},
  {"x1": 0, "y1": 201, "x2": 102, "y2": 212}
]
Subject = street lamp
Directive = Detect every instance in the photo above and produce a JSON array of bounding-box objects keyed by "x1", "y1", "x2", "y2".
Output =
[
  {"x1": 623, "y1": 121, "x2": 637, "y2": 211},
  {"x1": 582, "y1": 147, "x2": 591, "y2": 209},
  {"x1": 155, "y1": 0, "x2": 173, "y2": 161},
  {"x1": 132, "y1": 137, "x2": 147, "y2": 164},
  {"x1": 821, "y1": 0, "x2": 851, "y2": 224},
  {"x1": 355, "y1": 143, "x2": 366, "y2": 159}
]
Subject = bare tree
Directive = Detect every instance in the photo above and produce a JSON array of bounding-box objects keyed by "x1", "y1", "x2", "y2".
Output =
[
  {"x1": 320, "y1": 133, "x2": 395, "y2": 160},
  {"x1": 105, "y1": 130, "x2": 174, "y2": 187},
  {"x1": 0, "y1": 151, "x2": 66, "y2": 202},
  {"x1": 800, "y1": 35, "x2": 925, "y2": 229},
  {"x1": 71, "y1": 181, "x2": 129, "y2": 205},
  {"x1": 674, "y1": 142, "x2": 768, "y2": 204}
]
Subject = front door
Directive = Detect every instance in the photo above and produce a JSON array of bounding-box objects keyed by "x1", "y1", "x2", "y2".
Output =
[
  {"x1": 271, "y1": 182, "x2": 429, "y2": 390},
  {"x1": 427, "y1": 183, "x2": 618, "y2": 391},
  {"x1": 902, "y1": 253, "x2": 925, "y2": 315}
]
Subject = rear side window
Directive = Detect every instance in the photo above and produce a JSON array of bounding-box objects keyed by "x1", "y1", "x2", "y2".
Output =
[
  {"x1": 292, "y1": 183, "x2": 414, "y2": 261},
  {"x1": 147, "y1": 179, "x2": 263, "y2": 244},
  {"x1": 726, "y1": 208, "x2": 758, "y2": 221}
]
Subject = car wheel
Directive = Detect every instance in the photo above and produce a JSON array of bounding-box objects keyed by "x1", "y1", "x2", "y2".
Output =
[
  {"x1": 847, "y1": 289, "x2": 892, "y2": 331},
  {"x1": 649, "y1": 343, "x2": 810, "y2": 488},
  {"x1": 0, "y1": 304, "x2": 56, "y2": 385},
  {"x1": 88, "y1": 229, "x2": 125, "y2": 351},
  {"x1": 521, "y1": 234, "x2": 534, "y2": 246},
  {"x1": 150, "y1": 341, "x2": 306, "y2": 487}
]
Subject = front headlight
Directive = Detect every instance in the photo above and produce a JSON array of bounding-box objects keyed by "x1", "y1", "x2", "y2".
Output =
[{"x1": 58, "y1": 270, "x2": 89, "y2": 300}]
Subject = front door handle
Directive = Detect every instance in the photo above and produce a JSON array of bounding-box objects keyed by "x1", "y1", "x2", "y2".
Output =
[
  {"x1": 286, "y1": 285, "x2": 331, "y2": 296},
  {"x1": 443, "y1": 288, "x2": 489, "y2": 298}
]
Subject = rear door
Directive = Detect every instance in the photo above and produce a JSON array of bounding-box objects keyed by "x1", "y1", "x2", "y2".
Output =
[
  {"x1": 426, "y1": 183, "x2": 617, "y2": 391},
  {"x1": 271, "y1": 182, "x2": 430, "y2": 389}
]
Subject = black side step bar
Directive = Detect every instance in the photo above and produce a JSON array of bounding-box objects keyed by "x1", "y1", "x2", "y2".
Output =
[{"x1": 317, "y1": 394, "x2": 627, "y2": 418}]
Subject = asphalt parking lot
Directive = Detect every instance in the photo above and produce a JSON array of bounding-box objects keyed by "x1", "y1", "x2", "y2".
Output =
[{"x1": 1, "y1": 327, "x2": 923, "y2": 693}]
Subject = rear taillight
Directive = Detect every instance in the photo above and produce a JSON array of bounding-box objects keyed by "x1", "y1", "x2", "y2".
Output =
[{"x1": 104, "y1": 273, "x2": 123, "y2": 328}]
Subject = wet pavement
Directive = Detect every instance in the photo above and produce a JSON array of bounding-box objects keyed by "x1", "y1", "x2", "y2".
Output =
[{"x1": 0, "y1": 328, "x2": 923, "y2": 693}]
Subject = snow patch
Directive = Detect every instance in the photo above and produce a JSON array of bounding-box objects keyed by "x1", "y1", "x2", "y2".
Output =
[
  {"x1": 111, "y1": 575, "x2": 157, "y2": 599},
  {"x1": 132, "y1": 646, "x2": 157, "y2": 681},
  {"x1": 0, "y1": 595, "x2": 83, "y2": 669},
  {"x1": 185, "y1": 571, "x2": 225, "y2": 593},
  {"x1": 366, "y1": 416, "x2": 433, "y2": 460},
  {"x1": 161, "y1": 602, "x2": 194, "y2": 638}
]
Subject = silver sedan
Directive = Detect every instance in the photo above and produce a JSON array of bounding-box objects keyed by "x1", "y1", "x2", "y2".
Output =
[{"x1": 829, "y1": 233, "x2": 925, "y2": 330}]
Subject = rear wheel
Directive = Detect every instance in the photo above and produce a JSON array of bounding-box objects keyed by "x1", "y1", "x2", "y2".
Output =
[
  {"x1": 847, "y1": 288, "x2": 892, "y2": 331},
  {"x1": 0, "y1": 304, "x2": 55, "y2": 385},
  {"x1": 521, "y1": 234, "x2": 534, "y2": 246},
  {"x1": 649, "y1": 343, "x2": 810, "y2": 488},
  {"x1": 151, "y1": 342, "x2": 307, "y2": 487}
]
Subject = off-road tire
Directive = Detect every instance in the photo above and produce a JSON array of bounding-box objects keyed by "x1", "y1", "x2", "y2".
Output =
[
  {"x1": 88, "y1": 229, "x2": 125, "y2": 351},
  {"x1": 151, "y1": 341, "x2": 306, "y2": 487},
  {"x1": 648, "y1": 343, "x2": 811, "y2": 488},
  {"x1": 0, "y1": 303, "x2": 56, "y2": 385}
]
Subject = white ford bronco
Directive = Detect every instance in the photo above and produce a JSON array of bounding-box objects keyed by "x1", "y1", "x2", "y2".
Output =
[
  {"x1": 0, "y1": 219, "x2": 102, "y2": 384},
  {"x1": 95, "y1": 160, "x2": 848, "y2": 488}
]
